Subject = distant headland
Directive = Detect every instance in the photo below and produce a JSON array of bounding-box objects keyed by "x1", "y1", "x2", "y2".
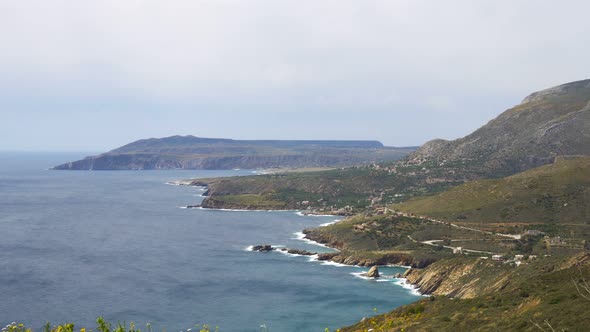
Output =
[{"x1": 52, "y1": 136, "x2": 417, "y2": 170}]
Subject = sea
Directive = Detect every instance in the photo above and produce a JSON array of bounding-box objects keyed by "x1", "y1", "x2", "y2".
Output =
[{"x1": 0, "y1": 152, "x2": 420, "y2": 332}]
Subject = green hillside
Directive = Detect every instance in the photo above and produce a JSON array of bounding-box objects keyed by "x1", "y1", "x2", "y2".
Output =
[
  {"x1": 194, "y1": 161, "x2": 467, "y2": 212},
  {"x1": 394, "y1": 157, "x2": 590, "y2": 238}
]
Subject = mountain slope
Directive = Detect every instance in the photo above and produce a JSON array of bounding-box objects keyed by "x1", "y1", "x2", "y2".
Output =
[
  {"x1": 394, "y1": 156, "x2": 590, "y2": 226},
  {"x1": 412, "y1": 79, "x2": 590, "y2": 175},
  {"x1": 52, "y1": 136, "x2": 416, "y2": 170}
]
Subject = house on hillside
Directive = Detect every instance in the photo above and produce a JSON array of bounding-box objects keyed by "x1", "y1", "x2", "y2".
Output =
[{"x1": 545, "y1": 236, "x2": 567, "y2": 246}]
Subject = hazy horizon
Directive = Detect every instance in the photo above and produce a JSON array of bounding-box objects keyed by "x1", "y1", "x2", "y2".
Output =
[{"x1": 2, "y1": 1, "x2": 590, "y2": 151}]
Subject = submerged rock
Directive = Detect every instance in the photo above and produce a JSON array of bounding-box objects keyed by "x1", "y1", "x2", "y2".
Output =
[{"x1": 367, "y1": 266, "x2": 380, "y2": 278}]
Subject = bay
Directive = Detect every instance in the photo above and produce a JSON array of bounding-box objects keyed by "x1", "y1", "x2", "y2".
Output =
[{"x1": 0, "y1": 152, "x2": 419, "y2": 332}]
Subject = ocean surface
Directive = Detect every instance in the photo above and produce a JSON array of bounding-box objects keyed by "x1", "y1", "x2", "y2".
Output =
[{"x1": 0, "y1": 152, "x2": 420, "y2": 332}]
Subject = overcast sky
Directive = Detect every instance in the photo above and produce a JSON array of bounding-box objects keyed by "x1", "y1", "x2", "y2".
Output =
[{"x1": 1, "y1": 0, "x2": 589, "y2": 151}]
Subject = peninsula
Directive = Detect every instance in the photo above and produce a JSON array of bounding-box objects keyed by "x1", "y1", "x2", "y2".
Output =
[{"x1": 52, "y1": 137, "x2": 416, "y2": 170}]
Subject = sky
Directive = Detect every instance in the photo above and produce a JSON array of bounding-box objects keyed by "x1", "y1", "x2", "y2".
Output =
[{"x1": 1, "y1": 0, "x2": 589, "y2": 152}]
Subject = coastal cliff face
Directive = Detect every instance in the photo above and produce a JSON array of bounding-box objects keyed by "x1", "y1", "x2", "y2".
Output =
[
  {"x1": 321, "y1": 252, "x2": 435, "y2": 268},
  {"x1": 411, "y1": 79, "x2": 590, "y2": 175},
  {"x1": 403, "y1": 258, "x2": 513, "y2": 299},
  {"x1": 342, "y1": 253, "x2": 590, "y2": 332},
  {"x1": 403, "y1": 253, "x2": 590, "y2": 299}
]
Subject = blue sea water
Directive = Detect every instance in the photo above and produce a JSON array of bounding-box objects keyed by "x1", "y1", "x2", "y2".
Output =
[{"x1": 0, "y1": 152, "x2": 420, "y2": 332}]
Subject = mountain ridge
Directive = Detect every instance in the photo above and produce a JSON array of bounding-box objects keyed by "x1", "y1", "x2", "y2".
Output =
[{"x1": 411, "y1": 79, "x2": 590, "y2": 175}]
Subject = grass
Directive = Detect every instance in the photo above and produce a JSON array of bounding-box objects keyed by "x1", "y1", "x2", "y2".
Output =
[{"x1": 394, "y1": 157, "x2": 590, "y2": 232}]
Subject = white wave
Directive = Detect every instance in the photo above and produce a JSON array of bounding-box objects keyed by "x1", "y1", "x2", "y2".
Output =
[
  {"x1": 198, "y1": 207, "x2": 295, "y2": 213},
  {"x1": 291, "y1": 232, "x2": 341, "y2": 251},
  {"x1": 274, "y1": 248, "x2": 348, "y2": 267},
  {"x1": 383, "y1": 263, "x2": 412, "y2": 269},
  {"x1": 294, "y1": 211, "x2": 338, "y2": 217},
  {"x1": 276, "y1": 250, "x2": 301, "y2": 258},
  {"x1": 349, "y1": 271, "x2": 391, "y2": 282},
  {"x1": 350, "y1": 271, "x2": 371, "y2": 280},
  {"x1": 307, "y1": 254, "x2": 320, "y2": 262},
  {"x1": 166, "y1": 180, "x2": 200, "y2": 186},
  {"x1": 177, "y1": 206, "x2": 189, "y2": 209},
  {"x1": 319, "y1": 220, "x2": 339, "y2": 227},
  {"x1": 319, "y1": 260, "x2": 349, "y2": 267},
  {"x1": 246, "y1": 244, "x2": 285, "y2": 253},
  {"x1": 292, "y1": 231, "x2": 305, "y2": 240},
  {"x1": 394, "y1": 278, "x2": 425, "y2": 296}
]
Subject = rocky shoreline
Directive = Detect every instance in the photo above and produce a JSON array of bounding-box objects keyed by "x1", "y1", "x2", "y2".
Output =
[
  {"x1": 179, "y1": 181, "x2": 432, "y2": 291},
  {"x1": 301, "y1": 229, "x2": 436, "y2": 268},
  {"x1": 250, "y1": 244, "x2": 405, "y2": 280}
]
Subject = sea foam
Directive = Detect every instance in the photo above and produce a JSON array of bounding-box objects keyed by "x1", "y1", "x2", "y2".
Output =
[
  {"x1": 394, "y1": 278, "x2": 425, "y2": 296},
  {"x1": 291, "y1": 232, "x2": 337, "y2": 250},
  {"x1": 349, "y1": 271, "x2": 391, "y2": 282},
  {"x1": 319, "y1": 220, "x2": 340, "y2": 227},
  {"x1": 294, "y1": 211, "x2": 337, "y2": 217}
]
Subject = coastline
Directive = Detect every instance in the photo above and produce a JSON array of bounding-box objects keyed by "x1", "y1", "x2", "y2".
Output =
[
  {"x1": 174, "y1": 180, "x2": 426, "y2": 310},
  {"x1": 244, "y1": 241, "x2": 424, "y2": 297},
  {"x1": 177, "y1": 180, "x2": 354, "y2": 216}
]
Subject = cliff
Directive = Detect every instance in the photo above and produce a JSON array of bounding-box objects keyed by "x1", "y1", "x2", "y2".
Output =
[
  {"x1": 403, "y1": 257, "x2": 513, "y2": 299},
  {"x1": 342, "y1": 252, "x2": 590, "y2": 331}
]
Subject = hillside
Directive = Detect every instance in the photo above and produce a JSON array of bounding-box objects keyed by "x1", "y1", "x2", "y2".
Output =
[
  {"x1": 189, "y1": 79, "x2": 590, "y2": 211},
  {"x1": 394, "y1": 157, "x2": 590, "y2": 232},
  {"x1": 192, "y1": 162, "x2": 467, "y2": 212},
  {"x1": 342, "y1": 252, "x2": 590, "y2": 331},
  {"x1": 411, "y1": 79, "x2": 590, "y2": 175},
  {"x1": 52, "y1": 136, "x2": 415, "y2": 170}
]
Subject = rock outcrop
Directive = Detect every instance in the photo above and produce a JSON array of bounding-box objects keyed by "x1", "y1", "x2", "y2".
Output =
[
  {"x1": 281, "y1": 248, "x2": 317, "y2": 256},
  {"x1": 367, "y1": 266, "x2": 380, "y2": 278},
  {"x1": 252, "y1": 245, "x2": 273, "y2": 252},
  {"x1": 403, "y1": 258, "x2": 513, "y2": 299}
]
